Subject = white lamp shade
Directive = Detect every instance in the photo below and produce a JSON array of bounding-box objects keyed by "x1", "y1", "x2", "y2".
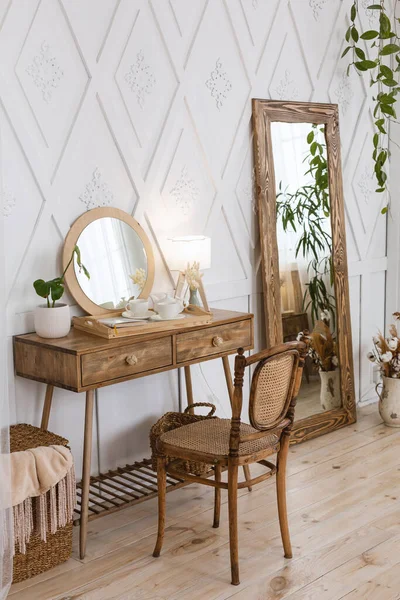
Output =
[{"x1": 167, "y1": 236, "x2": 211, "y2": 271}]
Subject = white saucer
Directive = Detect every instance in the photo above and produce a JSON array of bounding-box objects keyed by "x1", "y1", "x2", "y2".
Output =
[
  {"x1": 149, "y1": 313, "x2": 186, "y2": 322},
  {"x1": 121, "y1": 310, "x2": 154, "y2": 320}
]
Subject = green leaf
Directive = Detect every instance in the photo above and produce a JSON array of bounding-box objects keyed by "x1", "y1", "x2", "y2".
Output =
[
  {"x1": 307, "y1": 131, "x2": 314, "y2": 144},
  {"x1": 378, "y1": 150, "x2": 388, "y2": 164},
  {"x1": 310, "y1": 141, "x2": 318, "y2": 155},
  {"x1": 381, "y1": 78, "x2": 397, "y2": 87},
  {"x1": 368, "y1": 4, "x2": 384, "y2": 8},
  {"x1": 380, "y1": 94, "x2": 396, "y2": 104},
  {"x1": 341, "y1": 45, "x2": 352, "y2": 58},
  {"x1": 381, "y1": 103, "x2": 397, "y2": 117},
  {"x1": 74, "y1": 244, "x2": 82, "y2": 267},
  {"x1": 81, "y1": 265, "x2": 90, "y2": 280},
  {"x1": 33, "y1": 279, "x2": 51, "y2": 299},
  {"x1": 49, "y1": 282, "x2": 64, "y2": 303},
  {"x1": 381, "y1": 206, "x2": 388, "y2": 214},
  {"x1": 354, "y1": 62, "x2": 368, "y2": 71},
  {"x1": 375, "y1": 118, "x2": 387, "y2": 134},
  {"x1": 351, "y1": 3, "x2": 356, "y2": 21},
  {"x1": 380, "y1": 12, "x2": 392, "y2": 37},
  {"x1": 380, "y1": 43, "x2": 400, "y2": 55},
  {"x1": 355, "y1": 47, "x2": 366, "y2": 60},
  {"x1": 360, "y1": 30, "x2": 379, "y2": 39},
  {"x1": 380, "y1": 65, "x2": 393, "y2": 78},
  {"x1": 345, "y1": 26, "x2": 351, "y2": 43},
  {"x1": 351, "y1": 27, "x2": 359, "y2": 43},
  {"x1": 355, "y1": 60, "x2": 376, "y2": 70},
  {"x1": 376, "y1": 187, "x2": 385, "y2": 193},
  {"x1": 373, "y1": 132, "x2": 379, "y2": 148}
]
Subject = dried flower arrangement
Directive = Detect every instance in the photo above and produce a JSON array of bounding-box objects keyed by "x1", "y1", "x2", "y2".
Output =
[
  {"x1": 297, "y1": 317, "x2": 339, "y2": 372},
  {"x1": 184, "y1": 261, "x2": 203, "y2": 291},
  {"x1": 367, "y1": 314, "x2": 400, "y2": 379},
  {"x1": 129, "y1": 267, "x2": 147, "y2": 294}
]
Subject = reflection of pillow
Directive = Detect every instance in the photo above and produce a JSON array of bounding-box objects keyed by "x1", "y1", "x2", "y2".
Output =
[{"x1": 99, "y1": 301, "x2": 115, "y2": 309}]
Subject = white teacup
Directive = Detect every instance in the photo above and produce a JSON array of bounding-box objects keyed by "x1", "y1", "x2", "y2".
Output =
[
  {"x1": 156, "y1": 301, "x2": 183, "y2": 320},
  {"x1": 126, "y1": 298, "x2": 148, "y2": 317}
]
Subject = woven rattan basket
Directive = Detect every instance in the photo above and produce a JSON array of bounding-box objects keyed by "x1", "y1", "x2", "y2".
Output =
[
  {"x1": 150, "y1": 403, "x2": 216, "y2": 476},
  {"x1": 10, "y1": 424, "x2": 73, "y2": 584}
]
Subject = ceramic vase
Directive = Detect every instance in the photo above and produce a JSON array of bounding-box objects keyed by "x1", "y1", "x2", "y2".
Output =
[
  {"x1": 377, "y1": 376, "x2": 400, "y2": 427},
  {"x1": 188, "y1": 288, "x2": 201, "y2": 307},
  {"x1": 319, "y1": 369, "x2": 341, "y2": 411},
  {"x1": 34, "y1": 303, "x2": 71, "y2": 339}
]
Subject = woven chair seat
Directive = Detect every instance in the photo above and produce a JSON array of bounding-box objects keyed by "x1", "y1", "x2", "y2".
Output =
[{"x1": 159, "y1": 417, "x2": 290, "y2": 460}]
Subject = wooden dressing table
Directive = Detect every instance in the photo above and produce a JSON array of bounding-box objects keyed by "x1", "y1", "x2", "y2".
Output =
[{"x1": 14, "y1": 308, "x2": 254, "y2": 558}]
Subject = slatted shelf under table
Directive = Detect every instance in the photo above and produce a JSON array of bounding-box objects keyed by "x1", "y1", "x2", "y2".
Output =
[
  {"x1": 74, "y1": 458, "x2": 192, "y2": 524},
  {"x1": 74, "y1": 458, "x2": 187, "y2": 523}
]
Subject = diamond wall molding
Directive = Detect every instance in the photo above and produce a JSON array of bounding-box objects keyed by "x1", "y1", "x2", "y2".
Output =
[{"x1": 0, "y1": 0, "x2": 388, "y2": 475}]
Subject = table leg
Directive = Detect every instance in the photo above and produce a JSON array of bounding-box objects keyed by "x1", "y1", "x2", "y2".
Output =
[
  {"x1": 79, "y1": 389, "x2": 95, "y2": 560},
  {"x1": 221, "y1": 355, "x2": 252, "y2": 492},
  {"x1": 184, "y1": 366, "x2": 194, "y2": 415},
  {"x1": 40, "y1": 384, "x2": 54, "y2": 430}
]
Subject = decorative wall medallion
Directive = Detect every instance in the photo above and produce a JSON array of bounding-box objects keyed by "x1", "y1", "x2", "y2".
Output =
[
  {"x1": 124, "y1": 50, "x2": 156, "y2": 109},
  {"x1": 169, "y1": 166, "x2": 199, "y2": 215},
  {"x1": 274, "y1": 70, "x2": 299, "y2": 101},
  {"x1": 361, "y1": 0, "x2": 378, "y2": 27},
  {"x1": 242, "y1": 167, "x2": 257, "y2": 214},
  {"x1": 26, "y1": 41, "x2": 63, "y2": 103},
  {"x1": 3, "y1": 186, "x2": 16, "y2": 217},
  {"x1": 358, "y1": 166, "x2": 374, "y2": 202},
  {"x1": 333, "y1": 71, "x2": 354, "y2": 115},
  {"x1": 309, "y1": 0, "x2": 328, "y2": 20},
  {"x1": 205, "y1": 59, "x2": 232, "y2": 110},
  {"x1": 79, "y1": 168, "x2": 114, "y2": 211}
]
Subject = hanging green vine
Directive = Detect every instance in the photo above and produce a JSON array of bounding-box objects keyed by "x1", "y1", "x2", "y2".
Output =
[
  {"x1": 343, "y1": 0, "x2": 400, "y2": 213},
  {"x1": 277, "y1": 125, "x2": 336, "y2": 326}
]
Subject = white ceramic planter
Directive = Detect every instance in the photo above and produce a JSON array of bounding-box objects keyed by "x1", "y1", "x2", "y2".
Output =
[
  {"x1": 34, "y1": 303, "x2": 71, "y2": 339},
  {"x1": 319, "y1": 369, "x2": 341, "y2": 411},
  {"x1": 377, "y1": 376, "x2": 400, "y2": 428}
]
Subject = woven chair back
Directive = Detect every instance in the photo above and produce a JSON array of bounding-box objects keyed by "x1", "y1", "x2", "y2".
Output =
[{"x1": 248, "y1": 350, "x2": 299, "y2": 431}]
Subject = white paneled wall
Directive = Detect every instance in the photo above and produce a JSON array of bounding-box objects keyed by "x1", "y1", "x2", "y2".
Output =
[{"x1": 0, "y1": 0, "x2": 387, "y2": 476}]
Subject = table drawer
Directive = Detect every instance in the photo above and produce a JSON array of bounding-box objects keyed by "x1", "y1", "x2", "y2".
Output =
[
  {"x1": 81, "y1": 337, "x2": 173, "y2": 386},
  {"x1": 176, "y1": 319, "x2": 252, "y2": 363}
]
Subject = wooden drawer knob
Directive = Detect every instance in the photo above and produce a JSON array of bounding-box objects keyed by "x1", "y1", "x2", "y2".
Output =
[
  {"x1": 212, "y1": 336, "x2": 224, "y2": 347},
  {"x1": 126, "y1": 354, "x2": 138, "y2": 366}
]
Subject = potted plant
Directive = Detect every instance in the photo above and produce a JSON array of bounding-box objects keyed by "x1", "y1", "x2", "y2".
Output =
[
  {"x1": 367, "y1": 314, "x2": 400, "y2": 427},
  {"x1": 33, "y1": 245, "x2": 89, "y2": 339},
  {"x1": 298, "y1": 315, "x2": 340, "y2": 411}
]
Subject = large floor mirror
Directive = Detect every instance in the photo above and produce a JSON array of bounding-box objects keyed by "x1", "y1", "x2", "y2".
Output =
[{"x1": 252, "y1": 100, "x2": 356, "y2": 443}]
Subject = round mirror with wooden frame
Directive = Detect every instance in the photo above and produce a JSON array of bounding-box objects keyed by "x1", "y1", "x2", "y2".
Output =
[{"x1": 63, "y1": 207, "x2": 155, "y2": 315}]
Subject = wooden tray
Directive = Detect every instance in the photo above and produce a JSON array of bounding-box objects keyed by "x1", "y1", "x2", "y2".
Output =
[{"x1": 72, "y1": 308, "x2": 212, "y2": 339}]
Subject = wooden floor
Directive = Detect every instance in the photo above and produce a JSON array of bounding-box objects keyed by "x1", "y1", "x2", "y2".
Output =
[{"x1": 10, "y1": 404, "x2": 400, "y2": 600}]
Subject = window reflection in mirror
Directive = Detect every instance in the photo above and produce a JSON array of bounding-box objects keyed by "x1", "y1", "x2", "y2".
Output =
[
  {"x1": 74, "y1": 217, "x2": 148, "y2": 310},
  {"x1": 271, "y1": 122, "x2": 341, "y2": 419}
]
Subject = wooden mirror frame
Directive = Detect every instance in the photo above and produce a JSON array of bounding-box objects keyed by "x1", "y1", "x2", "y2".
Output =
[
  {"x1": 63, "y1": 207, "x2": 155, "y2": 315},
  {"x1": 252, "y1": 99, "x2": 357, "y2": 444}
]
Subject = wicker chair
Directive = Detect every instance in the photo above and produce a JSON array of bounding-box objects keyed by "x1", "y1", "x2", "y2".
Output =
[{"x1": 152, "y1": 341, "x2": 307, "y2": 585}]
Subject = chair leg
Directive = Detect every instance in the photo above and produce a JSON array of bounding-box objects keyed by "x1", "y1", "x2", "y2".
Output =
[
  {"x1": 213, "y1": 464, "x2": 222, "y2": 528},
  {"x1": 242, "y1": 465, "x2": 252, "y2": 492},
  {"x1": 276, "y1": 434, "x2": 292, "y2": 559},
  {"x1": 153, "y1": 457, "x2": 167, "y2": 558},
  {"x1": 228, "y1": 463, "x2": 240, "y2": 585}
]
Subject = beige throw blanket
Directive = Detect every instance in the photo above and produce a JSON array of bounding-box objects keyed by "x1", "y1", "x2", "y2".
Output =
[{"x1": 11, "y1": 445, "x2": 76, "y2": 554}]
